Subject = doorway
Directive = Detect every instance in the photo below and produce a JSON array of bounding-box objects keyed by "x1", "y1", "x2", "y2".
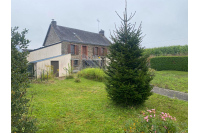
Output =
[{"x1": 51, "y1": 61, "x2": 59, "y2": 77}]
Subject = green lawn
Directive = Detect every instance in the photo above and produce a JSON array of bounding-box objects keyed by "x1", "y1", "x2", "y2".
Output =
[
  {"x1": 151, "y1": 70, "x2": 188, "y2": 93},
  {"x1": 27, "y1": 78, "x2": 188, "y2": 133}
]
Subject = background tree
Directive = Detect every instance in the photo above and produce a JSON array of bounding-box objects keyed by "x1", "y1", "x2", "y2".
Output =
[
  {"x1": 105, "y1": 1, "x2": 153, "y2": 106},
  {"x1": 11, "y1": 27, "x2": 37, "y2": 132}
]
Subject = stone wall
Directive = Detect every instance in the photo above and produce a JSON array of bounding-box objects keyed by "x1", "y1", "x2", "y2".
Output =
[
  {"x1": 61, "y1": 41, "x2": 109, "y2": 70},
  {"x1": 44, "y1": 25, "x2": 60, "y2": 46}
]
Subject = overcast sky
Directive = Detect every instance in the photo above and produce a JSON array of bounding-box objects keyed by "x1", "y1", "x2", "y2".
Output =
[{"x1": 11, "y1": 0, "x2": 188, "y2": 49}]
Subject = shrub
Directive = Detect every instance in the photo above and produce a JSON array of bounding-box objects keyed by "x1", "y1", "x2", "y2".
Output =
[
  {"x1": 150, "y1": 56, "x2": 188, "y2": 71},
  {"x1": 11, "y1": 27, "x2": 37, "y2": 132},
  {"x1": 77, "y1": 68, "x2": 105, "y2": 82},
  {"x1": 124, "y1": 109, "x2": 187, "y2": 133}
]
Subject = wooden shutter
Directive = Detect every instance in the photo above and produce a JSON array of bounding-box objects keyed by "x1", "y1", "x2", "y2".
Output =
[
  {"x1": 98, "y1": 47, "x2": 101, "y2": 56},
  {"x1": 76, "y1": 45, "x2": 79, "y2": 55},
  {"x1": 68, "y1": 44, "x2": 71, "y2": 54},
  {"x1": 71, "y1": 60, "x2": 74, "y2": 67}
]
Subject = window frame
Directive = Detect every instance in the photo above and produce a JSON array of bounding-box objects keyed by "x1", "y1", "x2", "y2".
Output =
[
  {"x1": 74, "y1": 60, "x2": 78, "y2": 66},
  {"x1": 71, "y1": 45, "x2": 75, "y2": 55}
]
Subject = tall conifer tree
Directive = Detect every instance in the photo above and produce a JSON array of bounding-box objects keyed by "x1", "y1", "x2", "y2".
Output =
[{"x1": 105, "y1": 1, "x2": 153, "y2": 106}]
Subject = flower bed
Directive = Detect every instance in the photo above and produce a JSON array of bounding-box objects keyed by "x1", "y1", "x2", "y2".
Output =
[{"x1": 124, "y1": 109, "x2": 187, "y2": 133}]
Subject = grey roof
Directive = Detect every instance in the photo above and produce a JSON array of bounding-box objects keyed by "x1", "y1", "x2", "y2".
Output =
[
  {"x1": 29, "y1": 54, "x2": 68, "y2": 63},
  {"x1": 43, "y1": 21, "x2": 111, "y2": 46}
]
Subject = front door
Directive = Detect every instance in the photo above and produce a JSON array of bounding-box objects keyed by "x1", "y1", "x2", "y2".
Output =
[
  {"x1": 51, "y1": 61, "x2": 59, "y2": 77},
  {"x1": 82, "y1": 46, "x2": 87, "y2": 59}
]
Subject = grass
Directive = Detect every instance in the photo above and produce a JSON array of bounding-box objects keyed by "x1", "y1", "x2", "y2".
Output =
[
  {"x1": 27, "y1": 78, "x2": 188, "y2": 133},
  {"x1": 77, "y1": 68, "x2": 105, "y2": 82},
  {"x1": 151, "y1": 70, "x2": 188, "y2": 93}
]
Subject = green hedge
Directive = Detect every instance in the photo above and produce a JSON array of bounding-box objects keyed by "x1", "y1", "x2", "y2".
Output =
[
  {"x1": 144, "y1": 45, "x2": 188, "y2": 56},
  {"x1": 150, "y1": 56, "x2": 188, "y2": 71}
]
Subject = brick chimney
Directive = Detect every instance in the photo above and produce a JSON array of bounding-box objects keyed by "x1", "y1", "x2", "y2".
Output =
[
  {"x1": 99, "y1": 29, "x2": 104, "y2": 36},
  {"x1": 51, "y1": 19, "x2": 57, "y2": 27}
]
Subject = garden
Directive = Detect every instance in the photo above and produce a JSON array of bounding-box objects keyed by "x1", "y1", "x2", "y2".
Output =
[
  {"x1": 11, "y1": 3, "x2": 188, "y2": 132},
  {"x1": 26, "y1": 71, "x2": 188, "y2": 132}
]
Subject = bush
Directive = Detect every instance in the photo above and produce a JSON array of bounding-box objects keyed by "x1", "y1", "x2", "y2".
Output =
[
  {"x1": 124, "y1": 109, "x2": 187, "y2": 133},
  {"x1": 11, "y1": 27, "x2": 37, "y2": 132},
  {"x1": 77, "y1": 68, "x2": 105, "y2": 82},
  {"x1": 150, "y1": 56, "x2": 188, "y2": 71}
]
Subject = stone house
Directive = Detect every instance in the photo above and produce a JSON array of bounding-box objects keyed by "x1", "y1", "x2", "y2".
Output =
[{"x1": 27, "y1": 20, "x2": 111, "y2": 77}]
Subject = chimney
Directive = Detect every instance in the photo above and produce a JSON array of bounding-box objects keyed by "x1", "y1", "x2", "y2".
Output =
[
  {"x1": 51, "y1": 19, "x2": 57, "y2": 27},
  {"x1": 99, "y1": 29, "x2": 104, "y2": 36}
]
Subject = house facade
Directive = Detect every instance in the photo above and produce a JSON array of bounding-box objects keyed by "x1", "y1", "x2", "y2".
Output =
[{"x1": 27, "y1": 20, "x2": 111, "y2": 77}]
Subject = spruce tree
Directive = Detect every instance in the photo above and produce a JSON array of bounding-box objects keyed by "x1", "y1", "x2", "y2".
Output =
[{"x1": 105, "y1": 2, "x2": 153, "y2": 106}]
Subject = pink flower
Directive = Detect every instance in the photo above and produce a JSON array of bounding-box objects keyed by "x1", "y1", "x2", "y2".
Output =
[
  {"x1": 147, "y1": 110, "x2": 152, "y2": 113},
  {"x1": 161, "y1": 112, "x2": 164, "y2": 115},
  {"x1": 143, "y1": 113, "x2": 145, "y2": 115},
  {"x1": 146, "y1": 119, "x2": 149, "y2": 122},
  {"x1": 164, "y1": 126, "x2": 167, "y2": 129},
  {"x1": 144, "y1": 116, "x2": 148, "y2": 120},
  {"x1": 150, "y1": 115, "x2": 152, "y2": 117},
  {"x1": 151, "y1": 109, "x2": 155, "y2": 111},
  {"x1": 154, "y1": 114, "x2": 155, "y2": 117}
]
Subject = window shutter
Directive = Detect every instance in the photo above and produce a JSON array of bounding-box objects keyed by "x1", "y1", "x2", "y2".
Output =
[
  {"x1": 68, "y1": 44, "x2": 71, "y2": 54},
  {"x1": 93, "y1": 47, "x2": 95, "y2": 55},
  {"x1": 76, "y1": 45, "x2": 79, "y2": 55},
  {"x1": 98, "y1": 47, "x2": 101, "y2": 56},
  {"x1": 71, "y1": 60, "x2": 74, "y2": 67}
]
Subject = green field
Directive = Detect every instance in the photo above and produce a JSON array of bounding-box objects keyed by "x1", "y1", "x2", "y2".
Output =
[
  {"x1": 151, "y1": 71, "x2": 188, "y2": 93},
  {"x1": 27, "y1": 78, "x2": 188, "y2": 132}
]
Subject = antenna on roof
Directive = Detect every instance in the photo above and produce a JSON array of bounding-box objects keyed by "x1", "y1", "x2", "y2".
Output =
[{"x1": 97, "y1": 19, "x2": 100, "y2": 32}]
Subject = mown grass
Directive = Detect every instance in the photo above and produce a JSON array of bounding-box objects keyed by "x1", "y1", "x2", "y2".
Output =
[
  {"x1": 27, "y1": 78, "x2": 188, "y2": 133},
  {"x1": 151, "y1": 70, "x2": 188, "y2": 93},
  {"x1": 77, "y1": 68, "x2": 188, "y2": 93}
]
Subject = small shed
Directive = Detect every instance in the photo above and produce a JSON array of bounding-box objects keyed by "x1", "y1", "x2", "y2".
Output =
[{"x1": 29, "y1": 54, "x2": 71, "y2": 78}]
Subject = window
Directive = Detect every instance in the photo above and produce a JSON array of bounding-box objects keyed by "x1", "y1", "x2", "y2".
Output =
[
  {"x1": 71, "y1": 45, "x2": 75, "y2": 55},
  {"x1": 74, "y1": 60, "x2": 78, "y2": 66},
  {"x1": 95, "y1": 47, "x2": 98, "y2": 55}
]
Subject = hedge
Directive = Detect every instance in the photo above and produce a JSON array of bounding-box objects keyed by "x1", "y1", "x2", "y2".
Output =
[
  {"x1": 150, "y1": 56, "x2": 188, "y2": 71},
  {"x1": 144, "y1": 45, "x2": 188, "y2": 56}
]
